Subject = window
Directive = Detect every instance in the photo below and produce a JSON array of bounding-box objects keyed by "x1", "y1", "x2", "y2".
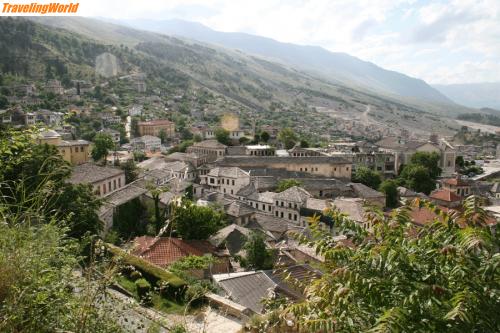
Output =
[
  {"x1": 275, "y1": 211, "x2": 279, "y2": 217},
  {"x1": 103, "y1": 184, "x2": 106, "y2": 194},
  {"x1": 294, "y1": 214, "x2": 297, "y2": 221},
  {"x1": 288, "y1": 213, "x2": 292, "y2": 220},
  {"x1": 113, "y1": 179, "x2": 116, "y2": 190},
  {"x1": 280, "y1": 212, "x2": 284, "y2": 218},
  {"x1": 118, "y1": 178, "x2": 122, "y2": 187},
  {"x1": 210, "y1": 178, "x2": 215, "y2": 184},
  {"x1": 231, "y1": 190, "x2": 233, "y2": 194},
  {"x1": 276, "y1": 201, "x2": 279, "y2": 206},
  {"x1": 268, "y1": 206, "x2": 271, "y2": 212},
  {"x1": 232, "y1": 180, "x2": 235, "y2": 186},
  {"x1": 281, "y1": 202, "x2": 284, "y2": 207},
  {"x1": 294, "y1": 203, "x2": 297, "y2": 209},
  {"x1": 108, "y1": 182, "x2": 111, "y2": 192},
  {"x1": 319, "y1": 190, "x2": 323, "y2": 197},
  {"x1": 289, "y1": 203, "x2": 292, "y2": 208}
]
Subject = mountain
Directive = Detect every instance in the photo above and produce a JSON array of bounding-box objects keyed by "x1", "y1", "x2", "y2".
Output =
[
  {"x1": 433, "y1": 82, "x2": 500, "y2": 110},
  {"x1": 3, "y1": 16, "x2": 476, "y2": 138},
  {"x1": 120, "y1": 18, "x2": 452, "y2": 104}
]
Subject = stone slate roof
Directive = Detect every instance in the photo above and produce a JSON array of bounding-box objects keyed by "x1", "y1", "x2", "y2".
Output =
[
  {"x1": 69, "y1": 163, "x2": 124, "y2": 184},
  {"x1": 225, "y1": 201, "x2": 256, "y2": 217},
  {"x1": 305, "y1": 198, "x2": 331, "y2": 211},
  {"x1": 212, "y1": 264, "x2": 320, "y2": 314},
  {"x1": 375, "y1": 137, "x2": 430, "y2": 150},
  {"x1": 192, "y1": 139, "x2": 227, "y2": 149},
  {"x1": 207, "y1": 167, "x2": 250, "y2": 178},
  {"x1": 209, "y1": 224, "x2": 250, "y2": 255},
  {"x1": 213, "y1": 271, "x2": 279, "y2": 313},
  {"x1": 250, "y1": 212, "x2": 288, "y2": 236},
  {"x1": 236, "y1": 182, "x2": 257, "y2": 197},
  {"x1": 103, "y1": 184, "x2": 147, "y2": 206},
  {"x1": 217, "y1": 155, "x2": 351, "y2": 166},
  {"x1": 349, "y1": 183, "x2": 385, "y2": 198},
  {"x1": 332, "y1": 198, "x2": 366, "y2": 222},
  {"x1": 274, "y1": 186, "x2": 311, "y2": 203},
  {"x1": 397, "y1": 186, "x2": 418, "y2": 197},
  {"x1": 491, "y1": 183, "x2": 500, "y2": 193}
]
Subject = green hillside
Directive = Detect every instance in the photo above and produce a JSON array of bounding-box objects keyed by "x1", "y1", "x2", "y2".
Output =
[{"x1": 0, "y1": 17, "x2": 477, "y2": 138}]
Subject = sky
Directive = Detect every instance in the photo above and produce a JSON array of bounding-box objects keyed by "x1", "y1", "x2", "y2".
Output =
[{"x1": 76, "y1": 0, "x2": 500, "y2": 84}]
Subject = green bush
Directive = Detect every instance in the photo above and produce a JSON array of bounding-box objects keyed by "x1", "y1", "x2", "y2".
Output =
[
  {"x1": 135, "y1": 278, "x2": 151, "y2": 296},
  {"x1": 130, "y1": 270, "x2": 142, "y2": 281}
]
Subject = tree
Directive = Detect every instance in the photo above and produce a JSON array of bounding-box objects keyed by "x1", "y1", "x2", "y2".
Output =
[
  {"x1": 0, "y1": 94, "x2": 8, "y2": 108},
  {"x1": 147, "y1": 184, "x2": 169, "y2": 235},
  {"x1": 260, "y1": 131, "x2": 270, "y2": 143},
  {"x1": 241, "y1": 231, "x2": 274, "y2": 270},
  {"x1": 399, "y1": 164, "x2": 436, "y2": 194},
  {"x1": 379, "y1": 179, "x2": 398, "y2": 208},
  {"x1": 171, "y1": 199, "x2": 226, "y2": 240},
  {"x1": 91, "y1": 133, "x2": 114, "y2": 164},
  {"x1": 276, "y1": 179, "x2": 302, "y2": 192},
  {"x1": 410, "y1": 151, "x2": 442, "y2": 179},
  {"x1": 352, "y1": 166, "x2": 382, "y2": 190},
  {"x1": 456, "y1": 156, "x2": 465, "y2": 169},
  {"x1": 215, "y1": 128, "x2": 231, "y2": 145},
  {"x1": 130, "y1": 117, "x2": 140, "y2": 138},
  {"x1": 277, "y1": 127, "x2": 298, "y2": 149},
  {"x1": 120, "y1": 159, "x2": 138, "y2": 184},
  {"x1": 0, "y1": 129, "x2": 103, "y2": 240},
  {"x1": 300, "y1": 139, "x2": 309, "y2": 148},
  {"x1": 268, "y1": 197, "x2": 500, "y2": 332},
  {"x1": 158, "y1": 129, "x2": 167, "y2": 143}
]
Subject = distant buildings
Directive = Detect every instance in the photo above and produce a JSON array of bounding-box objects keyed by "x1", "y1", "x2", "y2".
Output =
[
  {"x1": 130, "y1": 135, "x2": 161, "y2": 152},
  {"x1": 69, "y1": 163, "x2": 125, "y2": 197},
  {"x1": 187, "y1": 140, "x2": 228, "y2": 159},
  {"x1": 37, "y1": 130, "x2": 90, "y2": 165},
  {"x1": 137, "y1": 119, "x2": 175, "y2": 137}
]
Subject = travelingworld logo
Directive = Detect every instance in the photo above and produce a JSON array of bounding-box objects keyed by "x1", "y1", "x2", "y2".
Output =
[{"x1": 2, "y1": 2, "x2": 79, "y2": 14}]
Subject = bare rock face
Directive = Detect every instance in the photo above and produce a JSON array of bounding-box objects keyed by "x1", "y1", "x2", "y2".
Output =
[{"x1": 95, "y1": 52, "x2": 120, "y2": 78}]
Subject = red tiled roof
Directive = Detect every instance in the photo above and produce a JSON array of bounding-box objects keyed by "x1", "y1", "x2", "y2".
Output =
[
  {"x1": 429, "y1": 189, "x2": 462, "y2": 202},
  {"x1": 409, "y1": 206, "x2": 455, "y2": 226},
  {"x1": 442, "y1": 178, "x2": 470, "y2": 186},
  {"x1": 132, "y1": 236, "x2": 218, "y2": 267}
]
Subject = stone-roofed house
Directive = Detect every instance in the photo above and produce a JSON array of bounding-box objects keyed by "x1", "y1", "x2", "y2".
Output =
[
  {"x1": 397, "y1": 186, "x2": 420, "y2": 202},
  {"x1": 212, "y1": 265, "x2": 321, "y2": 314},
  {"x1": 491, "y1": 183, "x2": 500, "y2": 199},
  {"x1": 130, "y1": 135, "x2": 161, "y2": 152},
  {"x1": 69, "y1": 163, "x2": 125, "y2": 197},
  {"x1": 299, "y1": 198, "x2": 333, "y2": 228},
  {"x1": 186, "y1": 140, "x2": 228, "y2": 160},
  {"x1": 216, "y1": 156, "x2": 352, "y2": 180},
  {"x1": 209, "y1": 224, "x2": 251, "y2": 256},
  {"x1": 273, "y1": 186, "x2": 312, "y2": 225},
  {"x1": 225, "y1": 201, "x2": 257, "y2": 225},
  {"x1": 375, "y1": 136, "x2": 456, "y2": 177},
  {"x1": 201, "y1": 167, "x2": 250, "y2": 196},
  {"x1": 349, "y1": 183, "x2": 386, "y2": 207},
  {"x1": 132, "y1": 236, "x2": 230, "y2": 276},
  {"x1": 332, "y1": 198, "x2": 372, "y2": 231},
  {"x1": 100, "y1": 128, "x2": 120, "y2": 145}
]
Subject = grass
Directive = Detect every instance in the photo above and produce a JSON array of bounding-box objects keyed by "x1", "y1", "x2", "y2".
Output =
[{"x1": 115, "y1": 275, "x2": 187, "y2": 315}]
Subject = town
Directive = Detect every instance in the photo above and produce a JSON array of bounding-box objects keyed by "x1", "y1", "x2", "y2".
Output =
[{"x1": 1, "y1": 13, "x2": 499, "y2": 333}]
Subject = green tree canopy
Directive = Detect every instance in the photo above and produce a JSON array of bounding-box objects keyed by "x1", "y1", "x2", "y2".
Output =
[
  {"x1": 399, "y1": 164, "x2": 436, "y2": 194},
  {"x1": 91, "y1": 133, "x2": 114, "y2": 164},
  {"x1": 241, "y1": 231, "x2": 274, "y2": 270},
  {"x1": 268, "y1": 197, "x2": 500, "y2": 332},
  {"x1": 277, "y1": 127, "x2": 298, "y2": 149},
  {"x1": 352, "y1": 166, "x2": 382, "y2": 190},
  {"x1": 120, "y1": 159, "x2": 138, "y2": 184},
  {"x1": 0, "y1": 129, "x2": 102, "y2": 238},
  {"x1": 171, "y1": 199, "x2": 226, "y2": 240},
  {"x1": 260, "y1": 131, "x2": 270, "y2": 143},
  {"x1": 410, "y1": 151, "x2": 442, "y2": 179},
  {"x1": 276, "y1": 179, "x2": 302, "y2": 192},
  {"x1": 379, "y1": 179, "x2": 398, "y2": 208},
  {"x1": 215, "y1": 128, "x2": 231, "y2": 145}
]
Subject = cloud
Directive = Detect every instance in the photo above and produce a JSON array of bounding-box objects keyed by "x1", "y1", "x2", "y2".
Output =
[{"x1": 72, "y1": 0, "x2": 500, "y2": 84}]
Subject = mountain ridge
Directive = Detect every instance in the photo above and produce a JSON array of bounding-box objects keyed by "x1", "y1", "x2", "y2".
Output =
[
  {"x1": 433, "y1": 82, "x2": 500, "y2": 110},
  {"x1": 120, "y1": 18, "x2": 453, "y2": 104}
]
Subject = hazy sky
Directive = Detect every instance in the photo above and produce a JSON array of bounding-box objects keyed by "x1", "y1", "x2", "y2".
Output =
[{"x1": 77, "y1": 0, "x2": 499, "y2": 84}]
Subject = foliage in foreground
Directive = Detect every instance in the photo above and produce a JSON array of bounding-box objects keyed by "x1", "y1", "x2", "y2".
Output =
[
  {"x1": 265, "y1": 196, "x2": 499, "y2": 332},
  {"x1": 0, "y1": 196, "x2": 121, "y2": 332}
]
